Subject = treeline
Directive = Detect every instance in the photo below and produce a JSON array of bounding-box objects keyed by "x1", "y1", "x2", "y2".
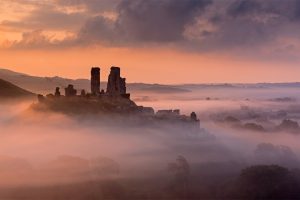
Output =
[{"x1": 0, "y1": 157, "x2": 300, "y2": 199}]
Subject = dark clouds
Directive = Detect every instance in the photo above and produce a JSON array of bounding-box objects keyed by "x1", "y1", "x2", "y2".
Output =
[
  {"x1": 226, "y1": 0, "x2": 300, "y2": 21},
  {"x1": 4, "y1": 0, "x2": 300, "y2": 57},
  {"x1": 180, "y1": 0, "x2": 300, "y2": 55},
  {"x1": 115, "y1": 0, "x2": 212, "y2": 42},
  {"x1": 76, "y1": 0, "x2": 283, "y2": 47},
  {"x1": 78, "y1": 16, "x2": 116, "y2": 45},
  {"x1": 58, "y1": 0, "x2": 300, "y2": 52},
  {"x1": 227, "y1": 0, "x2": 263, "y2": 17},
  {"x1": 77, "y1": 0, "x2": 212, "y2": 45}
]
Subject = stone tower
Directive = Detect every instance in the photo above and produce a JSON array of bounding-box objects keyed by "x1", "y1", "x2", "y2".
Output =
[
  {"x1": 106, "y1": 66, "x2": 127, "y2": 95},
  {"x1": 91, "y1": 67, "x2": 100, "y2": 95}
]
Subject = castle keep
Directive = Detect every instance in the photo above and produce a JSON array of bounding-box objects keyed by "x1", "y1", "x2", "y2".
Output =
[{"x1": 91, "y1": 67, "x2": 100, "y2": 95}]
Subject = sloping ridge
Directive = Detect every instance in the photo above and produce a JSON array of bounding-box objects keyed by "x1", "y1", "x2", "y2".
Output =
[{"x1": 0, "y1": 79, "x2": 35, "y2": 98}]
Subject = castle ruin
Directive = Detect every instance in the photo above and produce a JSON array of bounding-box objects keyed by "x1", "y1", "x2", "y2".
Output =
[
  {"x1": 88, "y1": 66, "x2": 130, "y2": 98},
  {"x1": 106, "y1": 67, "x2": 129, "y2": 98},
  {"x1": 36, "y1": 66, "x2": 200, "y2": 132},
  {"x1": 65, "y1": 84, "x2": 77, "y2": 97}
]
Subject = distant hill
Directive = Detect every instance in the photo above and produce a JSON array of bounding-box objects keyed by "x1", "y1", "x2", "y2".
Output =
[
  {"x1": 0, "y1": 68, "x2": 191, "y2": 95},
  {"x1": 4, "y1": 68, "x2": 300, "y2": 97},
  {"x1": 0, "y1": 79, "x2": 35, "y2": 99},
  {"x1": 129, "y1": 83, "x2": 190, "y2": 93},
  {"x1": 0, "y1": 68, "x2": 90, "y2": 94}
]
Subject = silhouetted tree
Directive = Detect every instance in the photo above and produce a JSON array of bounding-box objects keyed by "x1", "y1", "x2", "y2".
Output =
[
  {"x1": 234, "y1": 165, "x2": 300, "y2": 199},
  {"x1": 168, "y1": 155, "x2": 190, "y2": 199},
  {"x1": 254, "y1": 143, "x2": 299, "y2": 167}
]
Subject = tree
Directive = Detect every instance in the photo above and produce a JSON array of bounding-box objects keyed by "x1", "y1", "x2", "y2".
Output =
[
  {"x1": 234, "y1": 165, "x2": 300, "y2": 199},
  {"x1": 168, "y1": 155, "x2": 190, "y2": 199}
]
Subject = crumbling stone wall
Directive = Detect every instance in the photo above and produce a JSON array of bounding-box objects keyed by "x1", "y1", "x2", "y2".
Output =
[
  {"x1": 65, "y1": 84, "x2": 77, "y2": 97},
  {"x1": 106, "y1": 66, "x2": 127, "y2": 95}
]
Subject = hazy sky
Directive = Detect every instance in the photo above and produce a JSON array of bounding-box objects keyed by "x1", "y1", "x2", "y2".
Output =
[{"x1": 1, "y1": 0, "x2": 300, "y2": 83}]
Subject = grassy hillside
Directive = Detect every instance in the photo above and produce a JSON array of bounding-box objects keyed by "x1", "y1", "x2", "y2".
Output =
[
  {"x1": 0, "y1": 68, "x2": 90, "y2": 94},
  {"x1": 0, "y1": 78, "x2": 35, "y2": 99}
]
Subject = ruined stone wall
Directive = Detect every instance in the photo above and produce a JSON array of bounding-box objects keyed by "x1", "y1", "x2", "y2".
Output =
[
  {"x1": 120, "y1": 78, "x2": 126, "y2": 94},
  {"x1": 106, "y1": 66, "x2": 127, "y2": 95},
  {"x1": 65, "y1": 84, "x2": 77, "y2": 97}
]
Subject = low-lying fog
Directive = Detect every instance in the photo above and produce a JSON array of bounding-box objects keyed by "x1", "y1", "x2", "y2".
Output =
[
  {"x1": 1, "y1": 85, "x2": 300, "y2": 199},
  {"x1": 136, "y1": 85, "x2": 300, "y2": 151}
]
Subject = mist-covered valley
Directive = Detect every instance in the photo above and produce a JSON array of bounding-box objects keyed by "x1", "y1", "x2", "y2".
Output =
[
  {"x1": 4, "y1": 0, "x2": 300, "y2": 198},
  {"x1": 1, "y1": 83, "x2": 300, "y2": 199}
]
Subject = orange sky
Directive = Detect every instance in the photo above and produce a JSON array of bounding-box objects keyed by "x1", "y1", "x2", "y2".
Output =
[
  {"x1": 1, "y1": 0, "x2": 300, "y2": 83},
  {"x1": 1, "y1": 47, "x2": 299, "y2": 84}
]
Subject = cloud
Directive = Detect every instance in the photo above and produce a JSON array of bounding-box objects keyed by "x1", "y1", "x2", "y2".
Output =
[
  {"x1": 176, "y1": 0, "x2": 300, "y2": 59},
  {"x1": 77, "y1": 16, "x2": 116, "y2": 45},
  {"x1": 3, "y1": 0, "x2": 300, "y2": 61},
  {"x1": 71, "y1": 0, "x2": 300, "y2": 55},
  {"x1": 76, "y1": 0, "x2": 212, "y2": 45},
  {"x1": 13, "y1": 30, "x2": 54, "y2": 48},
  {"x1": 114, "y1": 0, "x2": 212, "y2": 42},
  {"x1": 227, "y1": 0, "x2": 263, "y2": 17},
  {"x1": 54, "y1": 0, "x2": 121, "y2": 12},
  {"x1": 7, "y1": 29, "x2": 76, "y2": 49},
  {"x1": 1, "y1": 4, "x2": 87, "y2": 31}
]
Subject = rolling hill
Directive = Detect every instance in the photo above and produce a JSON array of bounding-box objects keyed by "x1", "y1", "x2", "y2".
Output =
[
  {"x1": 0, "y1": 68, "x2": 191, "y2": 94},
  {"x1": 0, "y1": 78, "x2": 35, "y2": 99}
]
